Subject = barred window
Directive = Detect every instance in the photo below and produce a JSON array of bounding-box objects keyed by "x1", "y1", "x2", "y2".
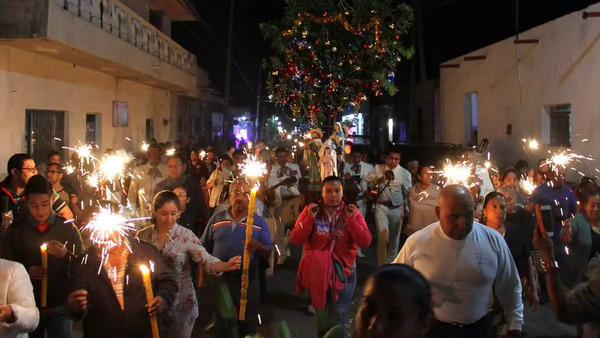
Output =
[{"x1": 548, "y1": 104, "x2": 571, "y2": 147}]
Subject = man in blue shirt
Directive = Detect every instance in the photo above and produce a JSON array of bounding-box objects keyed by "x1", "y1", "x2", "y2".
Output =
[{"x1": 201, "y1": 179, "x2": 272, "y2": 337}]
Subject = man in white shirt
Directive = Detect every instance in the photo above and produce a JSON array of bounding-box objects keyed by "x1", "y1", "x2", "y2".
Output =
[
  {"x1": 0, "y1": 259, "x2": 39, "y2": 338},
  {"x1": 363, "y1": 147, "x2": 412, "y2": 266},
  {"x1": 268, "y1": 147, "x2": 302, "y2": 265},
  {"x1": 127, "y1": 144, "x2": 166, "y2": 214},
  {"x1": 344, "y1": 147, "x2": 373, "y2": 258},
  {"x1": 394, "y1": 185, "x2": 523, "y2": 338}
]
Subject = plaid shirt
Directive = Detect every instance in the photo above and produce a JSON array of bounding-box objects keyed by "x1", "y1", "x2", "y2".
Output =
[{"x1": 103, "y1": 249, "x2": 130, "y2": 310}]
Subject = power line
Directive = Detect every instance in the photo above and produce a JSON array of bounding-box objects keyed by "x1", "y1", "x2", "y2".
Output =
[{"x1": 183, "y1": 2, "x2": 256, "y2": 95}]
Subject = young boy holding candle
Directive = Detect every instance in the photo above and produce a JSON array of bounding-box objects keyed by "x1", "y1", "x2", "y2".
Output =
[{"x1": 0, "y1": 175, "x2": 83, "y2": 338}]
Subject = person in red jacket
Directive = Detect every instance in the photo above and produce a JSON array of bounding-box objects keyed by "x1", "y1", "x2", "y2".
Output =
[{"x1": 291, "y1": 175, "x2": 372, "y2": 336}]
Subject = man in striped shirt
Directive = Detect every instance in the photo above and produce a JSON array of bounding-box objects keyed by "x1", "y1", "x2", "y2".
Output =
[{"x1": 201, "y1": 179, "x2": 272, "y2": 337}]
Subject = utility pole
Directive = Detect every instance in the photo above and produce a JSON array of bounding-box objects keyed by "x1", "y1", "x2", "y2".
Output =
[
  {"x1": 223, "y1": 0, "x2": 235, "y2": 145},
  {"x1": 255, "y1": 64, "x2": 261, "y2": 142}
]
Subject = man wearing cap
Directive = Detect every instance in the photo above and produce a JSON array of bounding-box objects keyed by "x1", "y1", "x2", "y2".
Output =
[{"x1": 268, "y1": 147, "x2": 302, "y2": 265}]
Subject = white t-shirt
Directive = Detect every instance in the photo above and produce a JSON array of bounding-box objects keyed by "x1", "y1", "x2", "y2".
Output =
[{"x1": 394, "y1": 222, "x2": 523, "y2": 331}]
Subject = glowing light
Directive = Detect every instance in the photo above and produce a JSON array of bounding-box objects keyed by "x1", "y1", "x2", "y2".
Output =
[
  {"x1": 304, "y1": 132, "x2": 312, "y2": 139},
  {"x1": 64, "y1": 165, "x2": 75, "y2": 174},
  {"x1": 85, "y1": 173, "x2": 100, "y2": 188},
  {"x1": 522, "y1": 138, "x2": 539, "y2": 150},
  {"x1": 484, "y1": 161, "x2": 491, "y2": 169},
  {"x1": 440, "y1": 160, "x2": 473, "y2": 187},
  {"x1": 240, "y1": 156, "x2": 268, "y2": 180},
  {"x1": 82, "y1": 207, "x2": 137, "y2": 250},
  {"x1": 141, "y1": 142, "x2": 149, "y2": 152},
  {"x1": 520, "y1": 178, "x2": 536, "y2": 195},
  {"x1": 200, "y1": 150, "x2": 206, "y2": 160},
  {"x1": 166, "y1": 148, "x2": 176, "y2": 156},
  {"x1": 99, "y1": 150, "x2": 132, "y2": 180}
]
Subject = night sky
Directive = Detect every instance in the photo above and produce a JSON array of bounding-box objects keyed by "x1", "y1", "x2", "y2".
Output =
[{"x1": 172, "y1": 0, "x2": 599, "y2": 107}]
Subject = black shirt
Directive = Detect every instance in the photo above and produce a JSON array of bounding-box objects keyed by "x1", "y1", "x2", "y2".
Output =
[{"x1": 503, "y1": 222, "x2": 531, "y2": 276}]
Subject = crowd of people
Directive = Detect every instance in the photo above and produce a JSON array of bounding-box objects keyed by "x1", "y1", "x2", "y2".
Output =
[{"x1": 0, "y1": 133, "x2": 599, "y2": 338}]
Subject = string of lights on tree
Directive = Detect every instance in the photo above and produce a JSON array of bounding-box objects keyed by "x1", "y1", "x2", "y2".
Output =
[{"x1": 261, "y1": 0, "x2": 414, "y2": 125}]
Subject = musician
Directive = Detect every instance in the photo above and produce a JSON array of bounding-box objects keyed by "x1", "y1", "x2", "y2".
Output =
[
  {"x1": 363, "y1": 147, "x2": 412, "y2": 266},
  {"x1": 343, "y1": 147, "x2": 373, "y2": 258},
  {"x1": 268, "y1": 147, "x2": 302, "y2": 265}
]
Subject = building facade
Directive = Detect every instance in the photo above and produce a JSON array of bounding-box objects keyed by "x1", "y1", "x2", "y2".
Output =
[
  {"x1": 440, "y1": 2, "x2": 600, "y2": 178},
  {"x1": 0, "y1": 0, "x2": 215, "y2": 167}
]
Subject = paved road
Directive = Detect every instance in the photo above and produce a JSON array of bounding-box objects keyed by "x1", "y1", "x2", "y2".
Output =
[{"x1": 193, "y1": 238, "x2": 577, "y2": 338}]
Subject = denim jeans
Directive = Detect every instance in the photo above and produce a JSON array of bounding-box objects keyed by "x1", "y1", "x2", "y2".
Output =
[
  {"x1": 321, "y1": 264, "x2": 357, "y2": 337},
  {"x1": 29, "y1": 304, "x2": 71, "y2": 338}
]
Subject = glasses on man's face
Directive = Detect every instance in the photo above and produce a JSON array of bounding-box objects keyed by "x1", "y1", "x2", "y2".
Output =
[
  {"x1": 230, "y1": 190, "x2": 250, "y2": 198},
  {"x1": 21, "y1": 167, "x2": 37, "y2": 173}
]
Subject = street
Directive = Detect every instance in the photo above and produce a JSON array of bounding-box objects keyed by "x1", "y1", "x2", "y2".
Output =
[{"x1": 193, "y1": 225, "x2": 578, "y2": 338}]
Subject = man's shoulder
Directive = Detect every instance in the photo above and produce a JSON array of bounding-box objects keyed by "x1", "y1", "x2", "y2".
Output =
[
  {"x1": 409, "y1": 222, "x2": 440, "y2": 241},
  {"x1": 208, "y1": 209, "x2": 230, "y2": 225},
  {"x1": 361, "y1": 162, "x2": 374, "y2": 170}
]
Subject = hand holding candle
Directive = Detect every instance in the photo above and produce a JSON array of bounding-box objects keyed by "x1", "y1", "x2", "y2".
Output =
[
  {"x1": 40, "y1": 243, "x2": 48, "y2": 307},
  {"x1": 140, "y1": 264, "x2": 160, "y2": 338}
]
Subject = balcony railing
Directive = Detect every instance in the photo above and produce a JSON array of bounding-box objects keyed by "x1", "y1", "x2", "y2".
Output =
[{"x1": 52, "y1": 0, "x2": 196, "y2": 76}]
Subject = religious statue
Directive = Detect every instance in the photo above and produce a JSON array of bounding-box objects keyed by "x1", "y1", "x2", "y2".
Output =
[{"x1": 306, "y1": 128, "x2": 323, "y2": 182}]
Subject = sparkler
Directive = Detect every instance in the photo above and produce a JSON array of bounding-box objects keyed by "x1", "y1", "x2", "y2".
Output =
[
  {"x1": 99, "y1": 150, "x2": 132, "y2": 180},
  {"x1": 200, "y1": 150, "x2": 206, "y2": 160},
  {"x1": 81, "y1": 207, "x2": 138, "y2": 250},
  {"x1": 141, "y1": 141, "x2": 149, "y2": 152},
  {"x1": 520, "y1": 177, "x2": 536, "y2": 195},
  {"x1": 440, "y1": 160, "x2": 473, "y2": 187},
  {"x1": 166, "y1": 148, "x2": 176, "y2": 156},
  {"x1": 546, "y1": 150, "x2": 593, "y2": 169},
  {"x1": 239, "y1": 155, "x2": 267, "y2": 321}
]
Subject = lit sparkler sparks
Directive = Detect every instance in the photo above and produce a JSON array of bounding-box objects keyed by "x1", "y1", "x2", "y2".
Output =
[
  {"x1": 522, "y1": 138, "x2": 539, "y2": 150},
  {"x1": 64, "y1": 165, "x2": 75, "y2": 174},
  {"x1": 200, "y1": 150, "x2": 206, "y2": 160},
  {"x1": 440, "y1": 160, "x2": 473, "y2": 187},
  {"x1": 85, "y1": 173, "x2": 100, "y2": 188},
  {"x1": 82, "y1": 207, "x2": 138, "y2": 250},
  {"x1": 546, "y1": 150, "x2": 592, "y2": 169},
  {"x1": 240, "y1": 155, "x2": 268, "y2": 180},
  {"x1": 141, "y1": 141, "x2": 149, "y2": 152},
  {"x1": 99, "y1": 150, "x2": 133, "y2": 180},
  {"x1": 166, "y1": 148, "x2": 176, "y2": 156},
  {"x1": 520, "y1": 178, "x2": 536, "y2": 195}
]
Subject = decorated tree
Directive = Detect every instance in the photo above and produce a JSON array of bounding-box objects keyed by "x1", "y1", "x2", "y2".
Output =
[{"x1": 261, "y1": 0, "x2": 414, "y2": 125}]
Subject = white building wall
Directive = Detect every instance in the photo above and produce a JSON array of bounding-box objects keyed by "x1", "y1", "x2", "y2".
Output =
[
  {"x1": 440, "y1": 2, "x2": 600, "y2": 179},
  {"x1": 0, "y1": 45, "x2": 175, "y2": 165}
]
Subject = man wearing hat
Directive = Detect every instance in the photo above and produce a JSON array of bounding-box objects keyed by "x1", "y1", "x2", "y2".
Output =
[{"x1": 268, "y1": 147, "x2": 302, "y2": 265}]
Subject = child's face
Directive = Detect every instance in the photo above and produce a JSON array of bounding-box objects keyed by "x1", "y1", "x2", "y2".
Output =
[{"x1": 27, "y1": 193, "x2": 53, "y2": 222}]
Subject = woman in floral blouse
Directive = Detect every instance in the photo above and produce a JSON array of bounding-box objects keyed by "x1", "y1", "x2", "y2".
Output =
[{"x1": 138, "y1": 190, "x2": 241, "y2": 338}]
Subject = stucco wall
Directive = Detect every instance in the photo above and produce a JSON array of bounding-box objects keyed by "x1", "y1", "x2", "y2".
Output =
[
  {"x1": 440, "y1": 2, "x2": 600, "y2": 179},
  {"x1": 0, "y1": 45, "x2": 174, "y2": 166}
]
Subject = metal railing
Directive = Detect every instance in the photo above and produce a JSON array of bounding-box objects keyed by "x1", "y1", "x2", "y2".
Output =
[{"x1": 52, "y1": 0, "x2": 196, "y2": 76}]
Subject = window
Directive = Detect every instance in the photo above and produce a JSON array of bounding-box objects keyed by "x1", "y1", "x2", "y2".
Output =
[{"x1": 547, "y1": 104, "x2": 571, "y2": 147}]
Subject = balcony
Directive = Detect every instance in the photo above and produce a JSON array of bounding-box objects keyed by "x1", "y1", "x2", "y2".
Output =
[{"x1": 0, "y1": 0, "x2": 197, "y2": 94}]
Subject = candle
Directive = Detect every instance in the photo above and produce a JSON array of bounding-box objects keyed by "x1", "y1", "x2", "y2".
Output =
[
  {"x1": 239, "y1": 186, "x2": 258, "y2": 321},
  {"x1": 40, "y1": 243, "x2": 47, "y2": 307},
  {"x1": 139, "y1": 265, "x2": 159, "y2": 338}
]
